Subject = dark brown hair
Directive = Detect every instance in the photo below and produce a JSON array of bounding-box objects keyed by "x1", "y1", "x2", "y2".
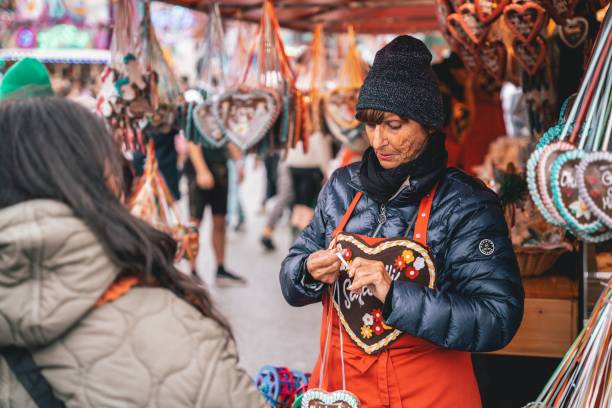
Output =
[
  {"x1": 0, "y1": 97, "x2": 232, "y2": 335},
  {"x1": 356, "y1": 108, "x2": 436, "y2": 135}
]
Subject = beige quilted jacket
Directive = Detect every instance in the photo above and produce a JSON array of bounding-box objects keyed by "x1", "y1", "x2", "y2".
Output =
[{"x1": 0, "y1": 200, "x2": 265, "y2": 408}]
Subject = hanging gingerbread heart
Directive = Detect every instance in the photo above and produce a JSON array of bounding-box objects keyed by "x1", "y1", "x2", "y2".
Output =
[
  {"x1": 504, "y1": 1, "x2": 548, "y2": 44},
  {"x1": 475, "y1": 0, "x2": 510, "y2": 25},
  {"x1": 324, "y1": 87, "x2": 364, "y2": 145},
  {"x1": 559, "y1": 17, "x2": 589, "y2": 48},
  {"x1": 213, "y1": 87, "x2": 281, "y2": 151},
  {"x1": 513, "y1": 36, "x2": 547, "y2": 76},
  {"x1": 457, "y1": 43, "x2": 481, "y2": 72},
  {"x1": 436, "y1": 0, "x2": 454, "y2": 30},
  {"x1": 300, "y1": 389, "x2": 360, "y2": 408},
  {"x1": 478, "y1": 41, "x2": 507, "y2": 81},
  {"x1": 193, "y1": 100, "x2": 227, "y2": 147},
  {"x1": 447, "y1": 13, "x2": 476, "y2": 48},
  {"x1": 577, "y1": 153, "x2": 612, "y2": 229},
  {"x1": 458, "y1": 3, "x2": 491, "y2": 44},
  {"x1": 542, "y1": 0, "x2": 580, "y2": 25}
]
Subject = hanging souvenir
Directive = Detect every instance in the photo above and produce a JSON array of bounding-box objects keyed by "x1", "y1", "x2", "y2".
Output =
[
  {"x1": 447, "y1": 3, "x2": 490, "y2": 48},
  {"x1": 129, "y1": 142, "x2": 199, "y2": 269},
  {"x1": 542, "y1": 0, "x2": 580, "y2": 25},
  {"x1": 188, "y1": 3, "x2": 229, "y2": 147},
  {"x1": 256, "y1": 366, "x2": 310, "y2": 408},
  {"x1": 475, "y1": 0, "x2": 511, "y2": 24},
  {"x1": 435, "y1": 0, "x2": 456, "y2": 47},
  {"x1": 478, "y1": 40, "x2": 507, "y2": 81},
  {"x1": 558, "y1": 16, "x2": 589, "y2": 48},
  {"x1": 227, "y1": 0, "x2": 299, "y2": 153},
  {"x1": 504, "y1": 1, "x2": 548, "y2": 44},
  {"x1": 323, "y1": 26, "x2": 367, "y2": 148},
  {"x1": 512, "y1": 36, "x2": 547, "y2": 76},
  {"x1": 526, "y1": 279, "x2": 611, "y2": 408}
]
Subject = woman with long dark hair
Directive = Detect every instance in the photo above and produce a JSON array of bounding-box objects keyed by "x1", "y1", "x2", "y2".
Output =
[{"x1": 0, "y1": 97, "x2": 265, "y2": 407}]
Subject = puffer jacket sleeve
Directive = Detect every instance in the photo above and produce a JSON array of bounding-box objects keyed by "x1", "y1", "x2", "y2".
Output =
[
  {"x1": 279, "y1": 175, "x2": 333, "y2": 307},
  {"x1": 199, "y1": 334, "x2": 266, "y2": 407},
  {"x1": 382, "y1": 194, "x2": 524, "y2": 352}
]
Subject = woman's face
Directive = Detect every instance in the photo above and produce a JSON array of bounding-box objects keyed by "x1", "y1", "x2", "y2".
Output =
[{"x1": 365, "y1": 113, "x2": 429, "y2": 169}]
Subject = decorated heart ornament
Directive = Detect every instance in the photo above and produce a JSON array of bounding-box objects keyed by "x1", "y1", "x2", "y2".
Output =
[
  {"x1": 504, "y1": 1, "x2": 548, "y2": 44},
  {"x1": 213, "y1": 87, "x2": 280, "y2": 151},
  {"x1": 478, "y1": 41, "x2": 507, "y2": 81},
  {"x1": 559, "y1": 17, "x2": 589, "y2": 48},
  {"x1": 577, "y1": 153, "x2": 612, "y2": 230},
  {"x1": 332, "y1": 233, "x2": 435, "y2": 355},
  {"x1": 323, "y1": 87, "x2": 364, "y2": 145},
  {"x1": 447, "y1": 13, "x2": 476, "y2": 48},
  {"x1": 457, "y1": 43, "x2": 481, "y2": 72},
  {"x1": 458, "y1": 3, "x2": 491, "y2": 44},
  {"x1": 513, "y1": 36, "x2": 547, "y2": 76},
  {"x1": 436, "y1": 0, "x2": 454, "y2": 29},
  {"x1": 537, "y1": 141, "x2": 575, "y2": 225},
  {"x1": 193, "y1": 100, "x2": 228, "y2": 147},
  {"x1": 542, "y1": 0, "x2": 580, "y2": 24},
  {"x1": 300, "y1": 389, "x2": 360, "y2": 408},
  {"x1": 475, "y1": 0, "x2": 510, "y2": 24}
]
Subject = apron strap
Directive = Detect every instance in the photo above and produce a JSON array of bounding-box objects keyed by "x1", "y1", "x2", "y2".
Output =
[
  {"x1": 413, "y1": 183, "x2": 439, "y2": 247},
  {"x1": 333, "y1": 191, "x2": 363, "y2": 237}
]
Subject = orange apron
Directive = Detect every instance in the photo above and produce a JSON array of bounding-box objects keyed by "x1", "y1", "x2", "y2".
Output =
[{"x1": 308, "y1": 188, "x2": 482, "y2": 408}]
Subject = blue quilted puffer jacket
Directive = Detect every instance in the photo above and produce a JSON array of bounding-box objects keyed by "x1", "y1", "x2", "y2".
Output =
[{"x1": 280, "y1": 163, "x2": 524, "y2": 352}]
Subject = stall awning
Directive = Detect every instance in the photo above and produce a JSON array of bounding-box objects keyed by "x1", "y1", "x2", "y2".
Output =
[{"x1": 157, "y1": 0, "x2": 438, "y2": 34}]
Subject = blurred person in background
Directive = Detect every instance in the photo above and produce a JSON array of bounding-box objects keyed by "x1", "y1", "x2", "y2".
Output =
[{"x1": 0, "y1": 94, "x2": 264, "y2": 406}]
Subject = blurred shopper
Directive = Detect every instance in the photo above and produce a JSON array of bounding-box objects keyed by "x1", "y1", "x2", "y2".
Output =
[
  {"x1": 0, "y1": 57, "x2": 53, "y2": 100},
  {"x1": 280, "y1": 36, "x2": 523, "y2": 407},
  {"x1": 0, "y1": 97, "x2": 264, "y2": 407},
  {"x1": 260, "y1": 161, "x2": 293, "y2": 251},
  {"x1": 186, "y1": 141, "x2": 246, "y2": 284}
]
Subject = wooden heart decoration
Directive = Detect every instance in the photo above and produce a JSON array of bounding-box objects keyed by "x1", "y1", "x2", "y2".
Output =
[
  {"x1": 504, "y1": 1, "x2": 548, "y2": 44},
  {"x1": 213, "y1": 88, "x2": 280, "y2": 151},
  {"x1": 458, "y1": 3, "x2": 491, "y2": 44},
  {"x1": 193, "y1": 100, "x2": 227, "y2": 147},
  {"x1": 542, "y1": 0, "x2": 580, "y2": 24},
  {"x1": 475, "y1": 0, "x2": 510, "y2": 25},
  {"x1": 457, "y1": 43, "x2": 481, "y2": 72},
  {"x1": 577, "y1": 153, "x2": 612, "y2": 229},
  {"x1": 300, "y1": 389, "x2": 360, "y2": 408},
  {"x1": 332, "y1": 233, "x2": 435, "y2": 355},
  {"x1": 559, "y1": 17, "x2": 588, "y2": 48},
  {"x1": 513, "y1": 36, "x2": 547, "y2": 76},
  {"x1": 323, "y1": 87, "x2": 364, "y2": 145},
  {"x1": 478, "y1": 41, "x2": 507, "y2": 81}
]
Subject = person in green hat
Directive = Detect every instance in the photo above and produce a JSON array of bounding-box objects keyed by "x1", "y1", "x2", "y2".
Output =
[{"x1": 0, "y1": 57, "x2": 54, "y2": 101}]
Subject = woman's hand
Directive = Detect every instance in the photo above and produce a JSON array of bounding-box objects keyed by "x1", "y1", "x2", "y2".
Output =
[
  {"x1": 306, "y1": 249, "x2": 341, "y2": 284},
  {"x1": 348, "y1": 257, "x2": 392, "y2": 303}
]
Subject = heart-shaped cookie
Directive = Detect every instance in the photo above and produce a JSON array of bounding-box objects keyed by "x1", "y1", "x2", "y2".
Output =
[
  {"x1": 457, "y1": 43, "x2": 481, "y2": 72},
  {"x1": 213, "y1": 87, "x2": 280, "y2": 151},
  {"x1": 436, "y1": 0, "x2": 454, "y2": 31},
  {"x1": 513, "y1": 36, "x2": 547, "y2": 76},
  {"x1": 323, "y1": 87, "x2": 364, "y2": 145},
  {"x1": 542, "y1": 0, "x2": 580, "y2": 25},
  {"x1": 300, "y1": 388, "x2": 360, "y2": 408},
  {"x1": 577, "y1": 153, "x2": 612, "y2": 229},
  {"x1": 332, "y1": 233, "x2": 435, "y2": 355},
  {"x1": 193, "y1": 100, "x2": 228, "y2": 147},
  {"x1": 559, "y1": 17, "x2": 589, "y2": 48},
  {"x1": 504, "y1": 1, "x2": 548, "y2": 44},
  {"x1": 448, "y1": 13, "x2": 476, "y2": 48},
  {"x1": 479, "y1": 41, "x2": 507, "y2": 81},
  {"x1": 475, "y1": 0, "x2": 510, "y2": 24},
  {"x1": 459, "y1": 3, "x2": 491, "y2": 44}
]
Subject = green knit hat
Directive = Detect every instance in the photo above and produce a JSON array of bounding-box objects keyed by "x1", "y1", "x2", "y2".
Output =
[{"x1": 0, "y1": 58, "x2": 54, "y2": 101}]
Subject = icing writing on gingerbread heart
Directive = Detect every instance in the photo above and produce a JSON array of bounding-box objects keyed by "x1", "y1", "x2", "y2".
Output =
[
  {"x1": 458, "y1": 3, "x2": 490, "y2": 44},
  {"x1": 579, "y1": 157, "x2": 612, "y2": 228},
  {"x1": 504, "y1": 1, "x2": 548, "y2": 44},
  {"x1": 513, "y1": 36, "x2": 547, "y2": 77}
]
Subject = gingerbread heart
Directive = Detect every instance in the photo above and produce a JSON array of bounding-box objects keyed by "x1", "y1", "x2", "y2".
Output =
[
  {"x1": 475, "y1": 0, "x2": 510, "y2": 24},
  {"x1": 543, "y1": 0, "x2": 580, "y2": 24},
  {"x1": 478, "y1": 41, "x2": 507, "y2": 81},
  {"x1": 300, "y1": 389, "x2": 360, "y2": 408},
  {"x1": 457, "y1": 43, "x2": 481, "y2": 72},
  {"x1": 323, "y1": 87, "x2": 364, "y2": 145},
  {"x1": 559, "y1": 17, "x2": 588, "y2": 48},
  {"x1": 513, "y1": 36, "x2": 547, "y2": 76},
  {"x1": 193, "y1": 100, "x2": 227, "y2": 147},
  {"x1": 332, "y1": 233, "x2": 435, "y2": 355},
  {"x1": 448, "y1": 13, "x2": 476, "y2": 48},
  {"x1": 459, "y1": 3, "x2": 491, "y2": 44},
  {"x1": 213, "y1": 87, "x2": 280, "y2": 151},
  {"x1": 504, "y1": 1, "x2": 548, "y2": 44},
  {"x1": 436, "y1": 0, "x2": 454, "y2": 31},
  {"x1": 577, "y1": 153, "x2": 612, "y2": 229}
]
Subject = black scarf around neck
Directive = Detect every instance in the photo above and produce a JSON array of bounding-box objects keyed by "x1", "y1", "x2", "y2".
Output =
[{"x1": 359, "y1": 132, "x2": 448, "y2": 204}]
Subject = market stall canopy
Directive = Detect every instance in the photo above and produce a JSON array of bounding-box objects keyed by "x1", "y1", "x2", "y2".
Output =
[{"x1": 157, "y1": 0, "x2": 438, "y2": 33}]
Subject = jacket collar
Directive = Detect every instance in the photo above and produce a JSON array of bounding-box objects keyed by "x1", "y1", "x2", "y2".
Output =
[{"x1": 348, "y1": 166, "x2": 426, "y2": 207}]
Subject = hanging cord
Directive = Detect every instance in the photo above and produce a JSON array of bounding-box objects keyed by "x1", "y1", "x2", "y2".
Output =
[
  {"x1": 335, "y1": 280, "x2": 347, "y2": 390},
  {"x1": 317, "y1": 281, "x2": 348, "y2": 391}
]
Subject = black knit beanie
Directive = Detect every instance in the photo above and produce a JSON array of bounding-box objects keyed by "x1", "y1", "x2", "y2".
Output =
[{"x1": 356, "y1": 36, "x2": 444, "y2": 130}]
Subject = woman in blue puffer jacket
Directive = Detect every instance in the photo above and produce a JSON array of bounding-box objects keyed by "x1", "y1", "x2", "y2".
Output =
[{"x1": 280, "y1": 36, "x2": 524, "y2": 408}]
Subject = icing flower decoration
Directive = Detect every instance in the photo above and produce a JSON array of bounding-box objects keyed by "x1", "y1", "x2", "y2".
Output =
[
  {"x1": 341, "y1": 247, "x2": 353, "y2": 261},
  {"x1": 406, "y1": 267, "x2": 419, "y2": 280},
  {"x1": 372, "y1": 308, "x2": 383, "y2": 323},
  {"x1": 401, "y1": 250, "x2": 415, "y2": 264},
  {"x1": 373, "y1": 323, "x2": 384, "y2": 335},
  {"x1": 414, "y1": 257, "x2": 425, "y2": 271},
  {"x1": 361, "y1": 325, "x2": 373, "y2": 339},
  {"x1": 362, "y1": 313, "x2": 374, "y2": 326},
  {"x1": 394, "y1": 256, "x2": 407, "y2": 271}
]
